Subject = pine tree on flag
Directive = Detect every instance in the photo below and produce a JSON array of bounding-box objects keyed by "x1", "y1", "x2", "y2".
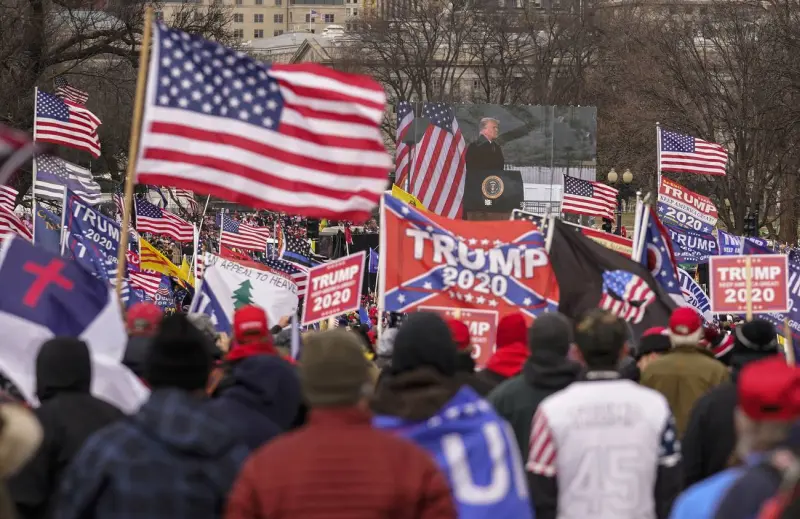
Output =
[{"x1": 232, "y1": 280, "x2": 254, "y2": 309}]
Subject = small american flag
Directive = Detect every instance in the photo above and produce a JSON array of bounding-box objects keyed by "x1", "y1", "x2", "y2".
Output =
[
  {"x1": 0, "y1": 186, "x2": 16, "y2": 212},
  {"x1": 599, "y1": 270, "x2": 656, "y2": 324},
  {"x1": 280, "y1": 231, "x2": 318, "y2": 270},
  {"x1": 406, "y1": 102, "x2": 466, "y2": 218},
  {"x1": 659, "y1": 129, "x2": 728, "y2": 176},
  {"x1": 135, "y1": 23, "x2": 391, "y2": 222},
  {"x1": 393, "y1": 101, "x2": 414, "y2": 190},
  {"x1": 173, "y1": 188, "x2": 199, "y2": 216},
  {"x1": 561, "y1": 176, "x2": 618, "y2": 220},
  {"x1": 113, "y1": 185, "x2": 124, "y2": 218},
  {"x1": 34, "y1": 90, "x2": 101, "y2": 158},
  {"x1": 218, "y1": 213, "x2": 270, "y2": 251},
  {"x1": 195, "y1": 249, "x2": 207, "y2": 281},
  {"x1": 1, "y1": 124, "x2": 51, "y2": 185},
  {"x1": 34, "y1": 155, "x2": 101, "y2": 204},
  {"x1": 135, "y1": 197, "x2": 194, "y2": 242},
  {"x1": 54, "y1": 76, "x2": 89, "y2": 105},
  {"x1": 128, "y1": 269, "x2": 162, "y2": 298},
  {"x1": 262, "y1": 256, "x2": 307, "y2": 292}
]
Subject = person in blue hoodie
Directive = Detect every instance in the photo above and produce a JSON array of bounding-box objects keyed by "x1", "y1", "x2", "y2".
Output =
[
  {"x1": 669, "y1": 357, "x2": 800, "y2": 519},
  {"x1": 207, "y1": 355, "x2": 302, "y2": 451},
  {"x1": 53, "y1": 314, "x2": 250, "y2": 519},
  {"x1": 371, "y1": 311, "x2": 532, "y2": 519}
]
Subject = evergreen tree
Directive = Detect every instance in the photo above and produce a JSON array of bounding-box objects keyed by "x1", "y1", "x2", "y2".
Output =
[{"x1": 232, "y1": 280, "x2": 255, "y2": 309}]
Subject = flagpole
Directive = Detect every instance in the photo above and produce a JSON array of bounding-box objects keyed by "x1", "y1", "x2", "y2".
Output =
[
  {"x1": 656, "y1": 122, "x2": 662, "y2": 194},
  {"x1": 59, "y1": 189, "x2": 68, "y2": 257},
  {"x1": 376, "y1": 193, "x2": 387, "y2": 340},
  {"x1": 190, "y1": 224, "x2": 199, "y2": 277},
  {"x1": 219, "y1": 208, "x2": 225, "y2": 255},
  {"x1": 115, "y1": 7, "x2": 153, "y2": 306},
  {"x1": 632, "y1": 190, "x2": 643, "y2": 260}
]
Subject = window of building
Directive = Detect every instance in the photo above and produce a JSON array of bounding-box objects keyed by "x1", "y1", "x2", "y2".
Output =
[
  {"x1": 255, "y1": 0, "x2": 263, "y2": 4},
  {"x1": 234, "y1": 13, "x2": 244, "y2": 22},
  {"x1": 154, "y1": 11, "x2": 164, "y2": 20},
  {"x1": 305, "y1": 13, "x2": 311, "y2": 22},
  {"x1": 274, "y1": 14, "x2": 283, "y2": 22},
  {"x1": 234, "y1": 28, "x2": 244, "y2": 38},
  {"x1": 254, "y1": 29, "x2": 264, "y2": 38},
  {"x1": 275, "y1": 0, "x2": 282, "y2": 5},
  {"x1": 254, "y1": 13, "x2": 264, "y2": 22},
  {"x1": 352, "y1": 8, "x2": 357, "y2": 16},
  {"x1": 235, "y1": 0, "x2": 243, "y2": 4},
  {"x1": 274, "y1": 29, "x2": 284, "y2": 36},
  {"x1": 324, "y1": 14, "x2": 334, "y2": 22}
]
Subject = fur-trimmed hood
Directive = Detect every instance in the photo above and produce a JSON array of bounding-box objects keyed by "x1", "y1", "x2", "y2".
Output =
[{"x1": 0, "y1": 404, "x2": 42, "y2": 477}]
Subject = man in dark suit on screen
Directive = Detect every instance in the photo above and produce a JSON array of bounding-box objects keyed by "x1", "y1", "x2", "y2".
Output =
[{"x1": 465, "y1": 117, "x2": 504, "y2": 173}]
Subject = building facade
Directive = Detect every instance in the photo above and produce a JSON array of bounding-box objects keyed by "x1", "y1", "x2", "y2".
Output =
[{"x1": 159, "y1": 0, "x2": 363, "y2": 40}]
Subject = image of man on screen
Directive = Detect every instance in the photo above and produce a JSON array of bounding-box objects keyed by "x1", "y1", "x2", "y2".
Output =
[{"x1": 465, "y1": 117, "x2": 505, "y2": 174}]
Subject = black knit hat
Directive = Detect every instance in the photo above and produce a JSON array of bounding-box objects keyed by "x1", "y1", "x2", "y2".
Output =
[
  {"x1": 144, "y1": 314, "x2": 212, "y2": 391},
  {"x1": 391, "y1": 312, "x2": 457, "y2": 377},
  {"x1": 729, "y1": 319, "x2": 779, "y2": 373}
]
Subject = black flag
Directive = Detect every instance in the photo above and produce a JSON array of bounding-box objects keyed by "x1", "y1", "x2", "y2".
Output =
[{"x1": 549, "y1": 219, "x2": 676, "y2": 341}]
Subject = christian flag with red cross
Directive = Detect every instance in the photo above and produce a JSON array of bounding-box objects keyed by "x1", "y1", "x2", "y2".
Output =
[
  {"x1": 0, "y1": 237, "x2": 146, "y2": 409},
  {"x1": 381, "y1": 193, "x2": 559, "y2": 322}
]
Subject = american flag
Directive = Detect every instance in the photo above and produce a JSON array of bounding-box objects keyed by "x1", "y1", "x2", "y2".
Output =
[
  {"x1": 404, "y1": 102, "x2": 466, "y2": 218},
  {"x1": 128, "y1": 269, "x2": 162, "y2": 298},
  {"x1": 280, "y1": 231, "x2": 318, "y2": 269},
  {"x1": 173, "y1": 188, "x2": 199, "y2": 216},
  {"x1": 0, "y1": 186, "x2": 32, "y2": 242},
  {"x1": 393, "y1": 101, "x2": 414, "y2": 190},
  {"x1": 195, "y1": 249, "x2": 207, "y2": 281},
  {"x1": 135, "y1": 23, "x2": 391, "y2": 221},
  {"x1": 561, "y1": 176, "x2": 618, "y2": 220},
  {"x1": 1, "y1": 124, "x2": 51, "y2": 185},
  {"x1": 599, "y1": 270, "x2": 656, "y2": 324},
  {"x1": 34, "y1": 90, "x2": 101, "y2": 157},
  {"x1": 218, "y1": 213, "x2": 270, "y2": 251},
  {"x1": 34, "y1": 155, "x2": 101, "y2": 204},
  {"x1": 54, "y1": 76, "x2": 89, "y2": 105},
  {"x1": 262, "y1": 256, "x2": 307, "y2": 293},
  {"x1": 135, "y1": 197, "x2": 194, "y2": 242},
  {"x1": 0, "y1": 186, "x2": 16, "y2": 212},
  {"x1": 113, "y1": 184, "x2": 124, "y2": 218},
  {"x1": 659, "y1": 129, "x2": 728, "y2": 176}
]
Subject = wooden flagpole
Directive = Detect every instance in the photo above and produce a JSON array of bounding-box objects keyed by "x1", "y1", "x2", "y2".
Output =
[
  {"x1": 784, "y1": 318, "x2": 795, "y2": 366},
  {"x1": 115, "y1": 7, "x2": 154, "y2": 306},
  {"x1": 744, "y1": 255, "x2": 753, "y2": 321}
]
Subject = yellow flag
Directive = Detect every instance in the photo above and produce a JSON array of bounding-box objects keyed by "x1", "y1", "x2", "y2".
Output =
[
  {"x1": 180, "y1": 256, "x2": 195, "y2": 287},
  {"x1": 140, "y1": 239, "x2": 191, "y2": 284},
  {"x1": 391, "y1": 185, "x2": 427, "y2": 212}
]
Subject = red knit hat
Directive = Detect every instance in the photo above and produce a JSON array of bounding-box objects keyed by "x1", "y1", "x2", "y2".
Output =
[
  {"x1": 738, "y1": 357, "x2": 800, "y2": 421},
  {"x1": 668, "y1": 307, "x2": 703, "y2": 347},
  {"x1": 447, "y1": 319, "x2": 471, "y2": 351}
]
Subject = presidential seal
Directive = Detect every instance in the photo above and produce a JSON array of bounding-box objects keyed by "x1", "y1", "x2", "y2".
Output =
[{"x1": 481, "y1": 175, "x2": 504, "y2": 200}]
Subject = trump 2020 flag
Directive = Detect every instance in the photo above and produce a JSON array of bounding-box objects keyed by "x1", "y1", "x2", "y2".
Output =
[
  {"x1": 368, "y1": 247, "x2": 379, "y2": 274},
  {"x1": 374, "y1": 387, "x2": 532, "y2": 519},
  {"x1": 0, "y1": 237, "x2": 147, "y2": 411},
  {"x1": 635, "y1": 206, "x2": 685, "y2": 306},
  {"x1": 678, "y1": 268, "x2": 713, "y2": 323}
]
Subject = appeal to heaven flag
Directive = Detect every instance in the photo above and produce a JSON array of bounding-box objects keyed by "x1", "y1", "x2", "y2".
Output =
[
  {"x1": 190, "y1": 254, "x2": 299, "y2": 334},
  {"x1": 0, "y1": 236, "x2": 148, "y2": 412}
]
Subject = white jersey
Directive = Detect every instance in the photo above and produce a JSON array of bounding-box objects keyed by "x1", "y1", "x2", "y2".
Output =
[{"x1": 526, "y1": 377, "x2": 680, "y2": 519}]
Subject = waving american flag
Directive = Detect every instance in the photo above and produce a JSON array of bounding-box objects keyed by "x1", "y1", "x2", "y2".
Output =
[{"x1": 599, "y1": 270, "x2": 656, "y2": 324}]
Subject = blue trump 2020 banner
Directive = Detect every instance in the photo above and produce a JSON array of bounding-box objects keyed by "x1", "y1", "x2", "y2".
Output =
[
  {"x1": 665, "y1": 223, "x2": 717, "y2": 264},
  {"x1": 63, "y1": 189, "x2": 121, "y2": 278},
  {"x1": 374, "y1": 387, "x2": 532, "y2": 519}
]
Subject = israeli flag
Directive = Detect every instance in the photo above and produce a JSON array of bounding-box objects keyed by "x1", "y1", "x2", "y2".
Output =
[
  {"x1": 678, "y1": 268, "x2": 713, "y2": 323},
  {"x1": 374, "y1": 387, "x2": 532, "y2": 519},
  {"x1": 0, "y1": 237, "x2": 148, "y2": 412}
]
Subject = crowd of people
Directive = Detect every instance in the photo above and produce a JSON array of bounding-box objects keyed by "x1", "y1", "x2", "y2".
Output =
[{"x1": 0, "y1": 300, "x2": 796, "y2": 518}]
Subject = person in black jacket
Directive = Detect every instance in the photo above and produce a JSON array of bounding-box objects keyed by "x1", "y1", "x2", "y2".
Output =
[
  {"x1": 465, "y1": 117, "x2": 504, "y2": 174},
  {"x1": 682, "y1": 319, "x2": 779, "y2": 488},
  {"x1": 8, "y1": 337, "x2": 123, "y2": 519}
]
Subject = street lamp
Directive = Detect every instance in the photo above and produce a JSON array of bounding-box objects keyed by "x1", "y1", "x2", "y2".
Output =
[{"x1": 607, "y1": 168, "x2": 634, "y2": 235}]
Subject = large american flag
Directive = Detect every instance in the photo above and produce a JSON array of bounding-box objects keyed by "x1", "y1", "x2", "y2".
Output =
[
  {"x1": 393, "y1": 101, "x2": 415, "y2": 190},
  {"x1": 659, "y1": 129, "x2": 728, "y2": 176},
  {"x1": 54, "y1": 76, "x2": 89, "y2": 105},
  {"x1": 135, "y1": 23, "x2": 391, "y2": 221},
  {"x1": 405, "y1": 102, "x2": 466, "y2": 218},
  {"x1": 135, "y1": 197, "x2": 194, "y2": 242},
  {"x1": 34, "y1": 90, "x2": 101, "y2": 158},
  {"x1": 561, "y1": 175, "x2": 618, "y2": 220},
  {"x1": 599, "y1": 270, "x2": 656, "y2": 324},
  {"x1": 217, "y1": 213, "x2": 270, "y2": 251}
]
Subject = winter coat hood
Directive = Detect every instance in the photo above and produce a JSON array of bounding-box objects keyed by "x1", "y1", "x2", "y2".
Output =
[
  {"x1": 485, "y1": 342, "x2": 529, "y2": 378},
  {"x1": 522, "y1": 353, "x2": 582, "y2": 390},
  {"x1": 134, "y1": 389, "x2": 241, "y2": 458},
  {"x1": 36, "y1": 337, "x2": 92, "y2": 402},
  {"x1": 371, "y1": 367, "x2": 460, "y2": 422}
]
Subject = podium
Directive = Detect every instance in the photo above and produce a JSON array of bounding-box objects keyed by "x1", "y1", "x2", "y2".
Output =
[{"x1": 462, "y1": 169, "x2": 524, "y2": 221}]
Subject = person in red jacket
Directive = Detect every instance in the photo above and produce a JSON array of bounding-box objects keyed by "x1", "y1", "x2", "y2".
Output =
[
  {"x1": 225, "y1": 330, "x2": 457, "y2": 519},
  {"x1": 479, "y1": 312, "x2": 529, "y2": 390}
]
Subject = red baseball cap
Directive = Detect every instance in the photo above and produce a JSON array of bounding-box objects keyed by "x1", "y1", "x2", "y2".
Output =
[
  {"x1": 126, "y1": 302, "x2": 162, "y2": 336},
  {"x1": 447, "y1": 319, "x2": 471, "y2": 351},
  {"x1": 668, "y1": 307, "x2": 703, "y2": 347},
  {"x1": 233, "y1": 305, "x2": 269, "y2": 344},
  {"x1": 738, "y1": 357, "x2": 800, "y2": 421}
]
